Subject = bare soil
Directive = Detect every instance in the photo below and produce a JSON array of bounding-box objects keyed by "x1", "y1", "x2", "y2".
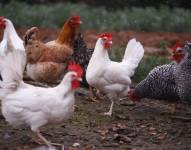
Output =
[
  {"x1": 0, "y1": 89, "x2": 191, "y2": 150},
  {"x1": 0, "y1": 29, "x2": 191, "y2": 150}
]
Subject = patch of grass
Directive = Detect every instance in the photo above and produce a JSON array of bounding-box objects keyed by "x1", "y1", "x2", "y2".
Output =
[
  {"x1": 132, "y1": 55, "x2": 170, "y2": 82},
  {"x1": 109, "y1": 43, "x2": 127, "y2": 62},
  {"x1": 1, "y1": 1, "x2": 191, "y2": 32}
]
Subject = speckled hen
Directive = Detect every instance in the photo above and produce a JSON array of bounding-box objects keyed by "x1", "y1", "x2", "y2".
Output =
[
  {"x1": 128, "y1": 42, "x2": 184, "y2": 101},
  {"x1": 72, "y1": 33, "x2": 94, "y2": 86},
  {"x1": 174, "y1": 42, "x2": 191, "y2": 101},
  {"x1": 128, "y1": 63, "x2": 179, "y2": 101}
]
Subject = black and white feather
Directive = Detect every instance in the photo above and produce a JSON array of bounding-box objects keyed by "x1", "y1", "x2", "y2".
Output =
[
  {"x1": 134, "y1": 63, "x2": 179, "y2": 100},
  {"x1": 71, "y1": 33, "x2": 94, "y2": 87}
]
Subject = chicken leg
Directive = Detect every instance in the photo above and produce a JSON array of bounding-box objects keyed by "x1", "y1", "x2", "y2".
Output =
[
  {"x1": 168, "y1": 103, "x2": 176, "y2": 114},
  {"x1": 36, "y1": 131, "x2": 65, "y2": 150},
  {"x1": 89, "y1": 86, "x2": 105, "y2": 102},
  {"x1": 89, "y1": 86, "x2": 100, "y2": 102},
  {"x1": 36, "y1": 131, "x2": 53, "y2": 148},
  {"x1": 103, "y1": 96, "x2": 114, "y2": 116}
]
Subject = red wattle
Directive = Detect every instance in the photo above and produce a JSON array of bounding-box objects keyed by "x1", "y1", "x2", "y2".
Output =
[
  {"x1": 72, "y1": 80, "x2": 80, "y2": 90},
  {"x1": 104, "y1": 43, "x2": 111, "y2": 49}
]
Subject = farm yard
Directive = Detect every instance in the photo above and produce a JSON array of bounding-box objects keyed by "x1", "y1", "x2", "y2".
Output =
[{"x1": 0, "y1": 1, "x2": 191, "y2": 150}]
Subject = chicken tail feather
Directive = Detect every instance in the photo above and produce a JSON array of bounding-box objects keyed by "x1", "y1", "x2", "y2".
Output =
[
  {"x1": 1, "y1": 38, "x2": 26, "y2": 85},
  {"x1": 122, "y1": 38, "x2": 144, "y2": 70}
]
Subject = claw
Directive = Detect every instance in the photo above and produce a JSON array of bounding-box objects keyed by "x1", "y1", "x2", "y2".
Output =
[{"x1": 103, "y1": 112, "x2": 112, "y2": 116}]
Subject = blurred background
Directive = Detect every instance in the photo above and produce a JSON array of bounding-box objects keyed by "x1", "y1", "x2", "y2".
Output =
[
  {"x1": 0, "y1": 0, "x2": 191, "y2": 31},
  {"x1": 0, "y1": 0, "x2": 191, "y2": 82}
]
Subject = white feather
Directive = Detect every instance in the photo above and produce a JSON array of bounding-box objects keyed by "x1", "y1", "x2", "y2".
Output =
[
  {"x1": 86, "y1": 38, "x2": 144, "y2": 98},
  {"x1": 0, "y1": 18, "x2": 25, "y2": 72},
  {"x1": 0, "y1": 42, "x2": 77, "y2": 133}
]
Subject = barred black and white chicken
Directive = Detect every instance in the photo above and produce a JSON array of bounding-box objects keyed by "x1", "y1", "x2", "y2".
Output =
[
  {"x1": 128, "y1": 42, "x2": 191, "y2": 114},
  {"x1": 128, "y1": 42, "x2": 184, "y2": 102},
  {"x1": 72, "y1": 33, "x2": 94, "y2": 87},
  {"x1": 128, "y1": 63, "x2": 179, "y2": 101},
  {"x1": 174, "y1": 42, "x2": 191, "y2": 101}
]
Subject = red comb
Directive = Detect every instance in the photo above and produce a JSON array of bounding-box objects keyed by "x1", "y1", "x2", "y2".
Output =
[
  {"x1": 0, "y1": 17, "x2": 4, "y2": 21},
  {"x1": 68, "y1": 62, "x2": 83, "y2": 77},
  {"x1": 71, "y1": 15, "x2": 81, "y2": 21},
  {"x1": 99, "y1": 33, "x2": 112, "y2": 40},
  {"x1": 170, "y1": 40, "x2": 182, "y2": 52}
]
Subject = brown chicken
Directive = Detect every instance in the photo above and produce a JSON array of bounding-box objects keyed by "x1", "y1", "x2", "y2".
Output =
[{"x1": 24, "y1": 16, "x2": 82, "y2": 83}]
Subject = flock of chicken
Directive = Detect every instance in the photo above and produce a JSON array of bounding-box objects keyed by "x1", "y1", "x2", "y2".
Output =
[{"x1": 0, "y1": 15, "x2": 190, "y2": 149}]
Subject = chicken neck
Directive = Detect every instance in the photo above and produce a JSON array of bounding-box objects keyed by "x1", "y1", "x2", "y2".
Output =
[
  {"x1": 56, "y1": 76, "x2": 74, "y2": 99},
  {"x1": 4, "y1": 19, "x2": 23, "y2": 48},
  {"x1": 56, "y1": 21, "x2": 76, "y2": 47},
  {"x1": 89, "y1": 39, "x2": 110, "y2": 64}
]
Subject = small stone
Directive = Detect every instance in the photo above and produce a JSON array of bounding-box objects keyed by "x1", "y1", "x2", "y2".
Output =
[
  {"x1": 3, "y1": 133, "x2": 11, "y2": 140},
  {"x1": 73, "y1": 142, "x2": 80, "y2": 147},
  {"x1": 150, "y1": 132, "x2": 157, "y2": 135},
  {"x1": 140, "y1": 125, "x2": 146, "y2": 128},
  {"x1": 114, "y1": 134, "x2": 132, "y2": 143},
  {"x1": 157, "y1": 134, "x2": 166, "y2": 140},
  {"x1": 97, "y1": 129, "x2": 109, "y2": 135},
  {"x1": 149, "y1": 127, "x2": 156, "y2": 131}
]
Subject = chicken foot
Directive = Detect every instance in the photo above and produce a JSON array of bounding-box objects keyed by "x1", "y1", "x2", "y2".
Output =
[
  {"x1": 36, "y1": 131, "x2": 64, "y2": 150},
  {"x1": 89, "y1": 86, "x2": 105, "y2": 102},
  {"x1": 89, "y1": 86, "x2": 100, "y2": 102},
  {"x1": 103, "y1": 98, "x2": 114, "y2": 116},
  {"x1": 167, "y1": 103, "x2": 177, "y2": 114}
]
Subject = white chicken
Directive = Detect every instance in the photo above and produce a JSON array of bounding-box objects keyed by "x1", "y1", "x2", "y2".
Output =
[
  {"x1": 0, "y1": 17, "x2": 24, "y2": 55},
  {"x1": 0, "y1": 17, "x2": 24, "y2": 73},
  {"x1": 86, "y1": 33, "x2": 144, "y2": 116},
  {"x1": 0, "y1": 40, "x2": 83, "y2": 149}
]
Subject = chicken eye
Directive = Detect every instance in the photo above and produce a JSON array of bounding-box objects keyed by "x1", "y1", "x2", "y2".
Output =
[
  {"x1": 102, "y1": 37, "x2": 107, "y2": 41},
  {"x1": 177, "y1": 49, "x2": 183, "y2": 53},
  {"x1": 71, "y1": 74, "x2": 77, "y2": 78}
]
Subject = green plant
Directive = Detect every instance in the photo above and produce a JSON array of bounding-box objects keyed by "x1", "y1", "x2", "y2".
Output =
[
  {"x1": 1, "y1": 1, "x2": 191, "y2": 32},
  {"x1": 132, "y1": 55, "x2": 170, "y2": 82}
]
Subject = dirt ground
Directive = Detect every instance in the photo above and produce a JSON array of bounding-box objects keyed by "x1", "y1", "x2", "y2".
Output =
[
  {"x1": 0, "y1": 29, "x2": 191, "y2": 150},
  {"x1": 0, "y1": 88, "x2": 191, "y2": 150}
]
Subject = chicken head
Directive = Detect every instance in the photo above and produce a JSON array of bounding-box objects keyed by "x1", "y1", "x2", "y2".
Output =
[
  {"x1": 169, "y1": 41, "x2": 185, "y2": 63},
  {"x1": 99, "y1": 33, "x2": 113, "y2": 49},
  {"x1": 69, "y1": 15, "x2": 82, "y2": 27},
  {"x1": 0, "y1": 17, "x2": 6, "y2": 29},
  {"x1": 68, "y1": 62, "x2": 83, "y2": 89}
]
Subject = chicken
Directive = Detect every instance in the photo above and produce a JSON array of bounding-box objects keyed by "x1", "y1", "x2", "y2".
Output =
[
  {"x1": 24, "y1": 15, "x2": 82, "y2": 83},
  {"x1": 0, "y1": 17, "x2": 25, "y2": 53},
  {"x1": 86, "y1": 33, "x2": 144, "y2": 116},
  {"x1": 0, "y1": 17, "x2": 24, "y2": 66},
  {"x1": 170, "y1": 41, "x2": 184, "y2": 64},
  {"x1": 128, "y1": 42, "x2": 184, "y2": 114},
  {"x1": 72, "y1": 33, "x2": 103, "y2": 102},
  {"x1": 72, "y1": 33, "x2": 94, "y2": 87},
  {"x1": 0, "y1": 17, "x2": 25, "y2": 81},
  {"x1": 128, "y1": 63, "x2": 179, "y2": 101},
  {"x1": 0, "y1": 40, "x2": 83, "y2": 149},
  {"x1": 174, "y1": 42, "x2": 191, "y2": 101},
  {"x1": 128, "y1": 41, "x2": 184, "y2": 101}
]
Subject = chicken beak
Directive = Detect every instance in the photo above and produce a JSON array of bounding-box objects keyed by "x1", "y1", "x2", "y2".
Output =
[
  {"x1": 108, "y1": 41, "x2": 112, "y2": 44},
  {"x1": 79, "y1": 20, "x2": 83, "y2": 24},
  {"x1": 77, "y1": 77, "x2": 82, "y2": 81}
]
